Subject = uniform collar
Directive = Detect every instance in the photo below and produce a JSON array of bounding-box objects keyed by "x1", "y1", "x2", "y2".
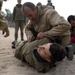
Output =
[{"x1": 33, "y1": 49, "x2": 48, "y2": 63}]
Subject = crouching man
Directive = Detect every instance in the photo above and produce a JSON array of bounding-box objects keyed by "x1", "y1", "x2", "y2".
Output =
[{"x1": 15, "y1": 38, "x2": 66, "y2": 73}]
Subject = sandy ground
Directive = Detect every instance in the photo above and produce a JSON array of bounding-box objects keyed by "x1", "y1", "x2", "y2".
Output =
[{"x1": 0, "y1": 27, "x2": 75, "y2": 75}]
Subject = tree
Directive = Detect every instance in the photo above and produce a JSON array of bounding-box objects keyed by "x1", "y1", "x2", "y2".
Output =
[{"x1": 5, "y1": 9, "x2": 12, "y2": 22}]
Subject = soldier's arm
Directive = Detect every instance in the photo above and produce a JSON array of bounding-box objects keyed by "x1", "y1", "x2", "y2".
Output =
[
  {"x1": 25, "y1": 21, "x2": 35, "y2": 40},
  {"x1": 45, "y1": 9, "x2": 71, "y2": 36}
]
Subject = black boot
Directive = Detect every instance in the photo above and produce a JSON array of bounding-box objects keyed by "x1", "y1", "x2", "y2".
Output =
[
  {"x1": 11, "y1": 40, "x2": 17, "y2": 49},
  {"x1": 65, "y1": 45, "x2": 74, "y2": 60}
]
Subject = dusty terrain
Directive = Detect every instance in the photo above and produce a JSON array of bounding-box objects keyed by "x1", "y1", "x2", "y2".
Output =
[{"x1": 0, "y1": 27, "x2": 75, "y2": 75}]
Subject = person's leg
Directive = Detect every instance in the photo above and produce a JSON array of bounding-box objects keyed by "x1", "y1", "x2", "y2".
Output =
[
  {"x1": 14, "y1": 21, "x2": 19, "y2": 41},
  {"x1": 65, "y1": 44, "x2": 74, "y2": 60},
  {"x1": 62, "y1": 35, "x2": 73, "y2": 60},
  {"x1": 12, "y1": 21, "x2": 19, "y2": 48},
  {"x1": 71, "y1": 43, "x2": 75, "y2": 54},
  {"x1": 19, "y1": 21, "x2": 25, "y2": 41},
  {"x1": 15, "y1": 40, "x2": 27, "y2": 60}
]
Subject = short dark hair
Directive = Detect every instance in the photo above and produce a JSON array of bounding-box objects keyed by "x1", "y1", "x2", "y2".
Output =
[
  {"x1": 50, "y1": 43, "x2": 66, "y2": 63},
  {"x1": 67, "y1": 15, "x2": 75, "y2": 23},
  {"x1": 22, "y1": 2, "x2": 35, "y2": 12}
]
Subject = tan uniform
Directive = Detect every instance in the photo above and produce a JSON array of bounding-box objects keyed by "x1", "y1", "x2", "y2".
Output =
[
  {"x1": 0, "y1": 0, "x2": 9, "y2": 37},
  {"x1": 25, "y1": 6, "x2": 71, "y2": 47}
]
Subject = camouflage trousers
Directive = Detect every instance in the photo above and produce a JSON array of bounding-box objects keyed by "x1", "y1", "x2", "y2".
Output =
[{"x1": 14, "y1": 20, "x2": 25, "y2": 41}]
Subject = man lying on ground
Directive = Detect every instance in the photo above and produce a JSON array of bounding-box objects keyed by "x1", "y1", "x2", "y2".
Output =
[{"x1": 15, "y1": 38, "x2": 66, "y2": 73}]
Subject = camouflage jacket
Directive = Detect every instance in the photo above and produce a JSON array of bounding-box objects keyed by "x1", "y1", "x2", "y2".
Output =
[
  {"x1": 15, "y1": 38, "x2": 55, "y2": 72},
  {"x1": 12, "y1": 4, "x2": 25, "y2": 21},
  {"x1": 25, "y1": 6, "x2": 71, "y2": 46}
]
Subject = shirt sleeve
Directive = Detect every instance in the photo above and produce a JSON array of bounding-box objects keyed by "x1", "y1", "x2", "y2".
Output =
[
  {"x1": 45, "y1": 9, "x2": 71, "y2": 36},
  {"x1": 25, "y1": 20, "x2": 35, "y2": 39}
]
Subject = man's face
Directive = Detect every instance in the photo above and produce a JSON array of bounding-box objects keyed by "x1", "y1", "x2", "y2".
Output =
[
  {"x1": 17, "y1": 0, "x2": 21, "y2": 4},
  {"x1": 37, "y1": 43, "x2": 52, "y2": 62},
  {"x1": 23, "y1": 6, "x2": 37, "y2": 21},
  {"x1": 70, "y1": 20, "x2": 75, "y2": 27}
]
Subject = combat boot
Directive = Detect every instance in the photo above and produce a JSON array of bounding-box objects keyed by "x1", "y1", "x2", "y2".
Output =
[{"x1": 65, "y1": 45, "x2": 74, "y2": 60}]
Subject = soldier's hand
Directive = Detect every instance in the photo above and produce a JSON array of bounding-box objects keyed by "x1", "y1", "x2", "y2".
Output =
[
  {"x1": 27, "y1": 35, "x2": 33, "y2": 42},
  {"x1": 36, "y1": 32, "x2": 45, "y2": 39},
  {"x1": 2, "y1": 28, "x2": 9, "y2": 37}
]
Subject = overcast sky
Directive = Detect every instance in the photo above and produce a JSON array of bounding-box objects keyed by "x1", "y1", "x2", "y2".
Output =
[{"x1": 2, "y1": 0, "x2": 75, "y2": 20}]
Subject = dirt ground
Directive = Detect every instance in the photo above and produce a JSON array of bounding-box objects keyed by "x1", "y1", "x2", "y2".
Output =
[{"x1": 0, "y1": 27, "x2": 75, "y2": 75}]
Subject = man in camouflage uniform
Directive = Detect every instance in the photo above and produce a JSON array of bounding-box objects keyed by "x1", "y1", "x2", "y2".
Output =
[
  {"x1": 0, "y1": 0, "x2": 9, "y2": 37},
  {"x1": 15, "y1": 37, "x2": 66, "y2": 72},
  {"x1": 22, "y1": 2, "x2": 71, "y2": 47},
  {"x1": 12, "y1": 0, "x2": 26, "y2": 47}
]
